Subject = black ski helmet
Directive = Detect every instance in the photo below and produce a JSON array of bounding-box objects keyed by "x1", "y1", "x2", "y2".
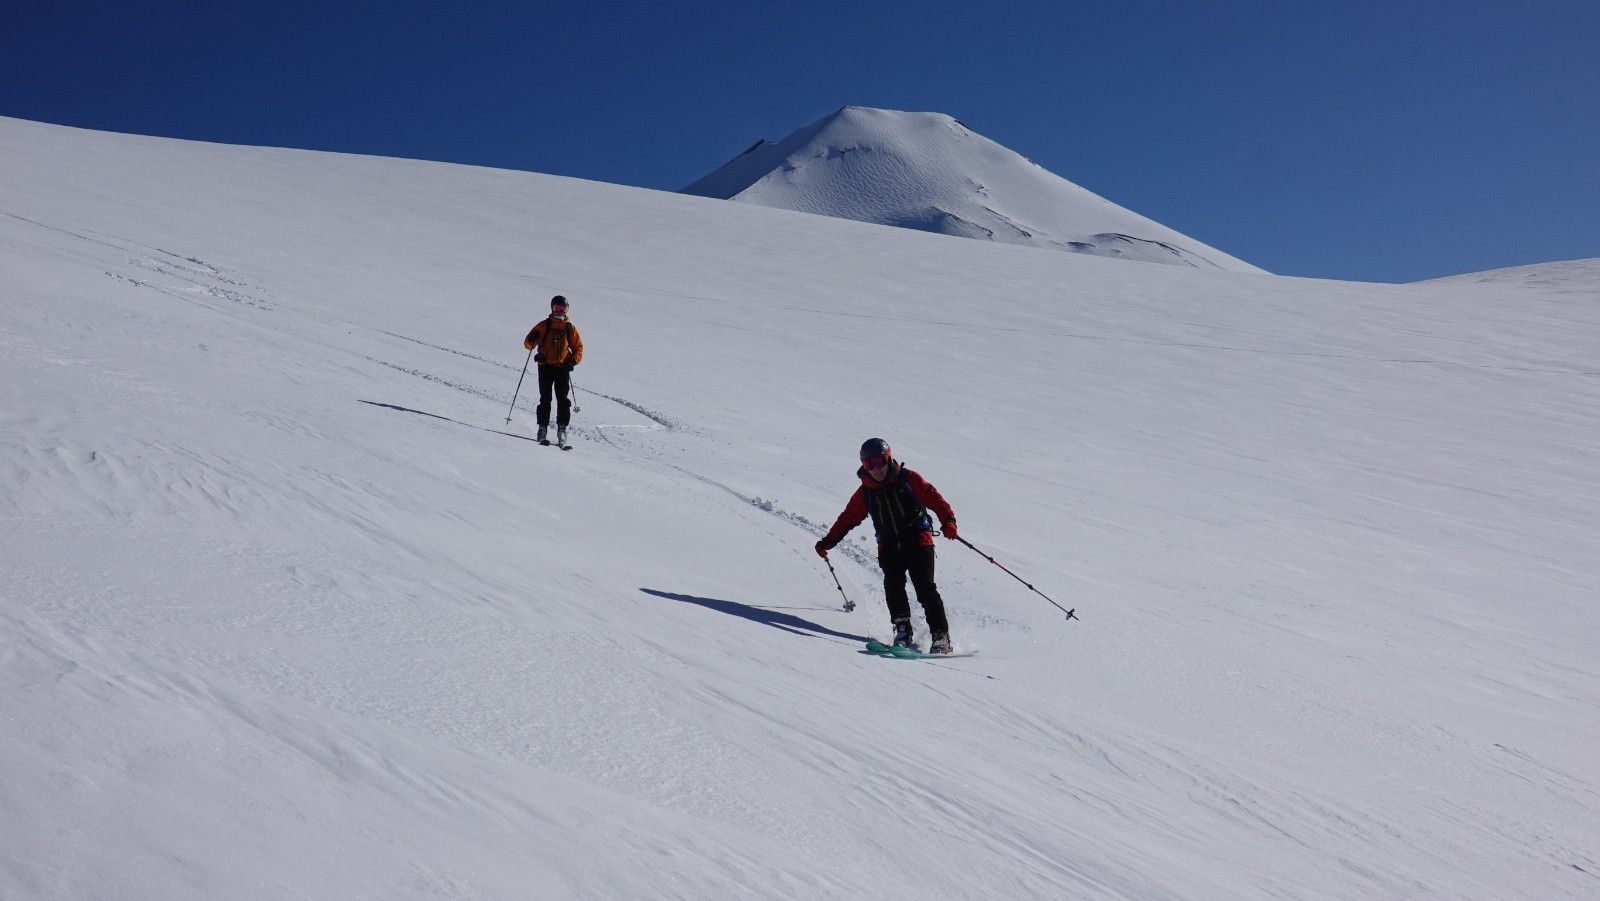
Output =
[
  {"x1": 551, "y1": 294, "x2": 568, "y2": 308},
  {"x1": 859, "y1": 437, "x2": 891, "y2": 462}
]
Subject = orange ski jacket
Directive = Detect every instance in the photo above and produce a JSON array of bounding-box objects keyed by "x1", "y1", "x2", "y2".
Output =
[{"x1": 524, "y1": 316, "x2": 584, "y2": 368}]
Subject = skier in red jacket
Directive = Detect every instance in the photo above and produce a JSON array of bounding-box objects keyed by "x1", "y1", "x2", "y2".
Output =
[{"x1": 815, "y1": 438, "x2": 959, "y2": 653}]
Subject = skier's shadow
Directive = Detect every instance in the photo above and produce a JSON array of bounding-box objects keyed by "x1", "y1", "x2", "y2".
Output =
[
  {"x1": 641, "y1": 589, "x2": 870, "y2": 642},
  {"x1": 360, "y1": 401, "x2": 535, "y2": 442}
]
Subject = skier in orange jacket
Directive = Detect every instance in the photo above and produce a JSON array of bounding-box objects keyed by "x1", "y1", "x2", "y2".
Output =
[{"x1": 523, "y1": 295, "x2": 584, "y2": 447}]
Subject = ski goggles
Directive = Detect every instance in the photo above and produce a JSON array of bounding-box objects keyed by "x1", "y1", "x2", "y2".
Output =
[{"x1": 862, "y1": 453, "x2": 890, "y2": 469}]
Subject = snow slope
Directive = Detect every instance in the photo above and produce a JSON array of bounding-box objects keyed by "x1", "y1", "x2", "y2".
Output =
[
  {"x1": 1421, "y1": 256, "x2": 1600, "y2": 298},
  {"x1": 3, "y1": 114, "x2": 1599, "y2": 899},
  {"x1": 682, "y1": 106, "x2": 1264, "y2": 273}
]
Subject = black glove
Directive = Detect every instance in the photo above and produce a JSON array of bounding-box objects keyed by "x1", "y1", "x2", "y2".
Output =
[
  {"x1": 814, "y1": 539, "x2": 832, "y2": 558},
  {"x1": 533, "y1": 351, "x2": 544, "y2": 363},
  {"x1": 563, "y1": 360, "x2": 576, "y2": 372}
]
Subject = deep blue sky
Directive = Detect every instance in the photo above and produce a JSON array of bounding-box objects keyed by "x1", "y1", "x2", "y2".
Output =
[{"x1": 4, "y1": 1, "x2": 1596, "y2": 282}]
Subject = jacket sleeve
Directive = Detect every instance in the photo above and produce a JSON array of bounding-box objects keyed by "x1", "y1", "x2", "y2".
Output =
[
  {"x1": 524, "y1": 321, "x2": 544, "y2": 351},
  {"x1": 906, "y1": 470, "x2": 956, "y2": 528},
  {"x1": 820, "y1": 488, "x2": 869, "y2": 548},
  {"x1": 568, "y1": 323, "x2": 583, "y2": 366}
]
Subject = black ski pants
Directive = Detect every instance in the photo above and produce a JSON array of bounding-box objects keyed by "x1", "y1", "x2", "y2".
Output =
[
  {"x1": 536, "y1": 364, "x2": 572, "y2": 427},
  {"x1": 878, "y1": 542, "x2": 949, "y2": 636}
]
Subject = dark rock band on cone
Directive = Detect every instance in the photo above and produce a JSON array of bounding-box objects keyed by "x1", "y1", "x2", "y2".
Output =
[{"x1": 816, "y1": 438, "x2": 960, "y2": 654}]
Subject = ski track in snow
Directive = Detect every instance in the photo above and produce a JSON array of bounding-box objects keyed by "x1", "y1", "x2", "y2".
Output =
[{"x1": 47, "y1": 208, "x2": 901, "y2": 623}]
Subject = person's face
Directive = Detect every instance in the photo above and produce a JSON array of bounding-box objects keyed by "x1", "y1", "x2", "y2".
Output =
[
  {"x1": 863, "y1": 453, "x2": 890, "y2": 480},
  {"x1": 551, "y1": 303, "x2": 568, "y2": 316}
]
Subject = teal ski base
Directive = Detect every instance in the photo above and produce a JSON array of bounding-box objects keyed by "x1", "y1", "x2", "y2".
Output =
[{"x1": 864, "y1": 639, "x2": 977, "y2": 660}]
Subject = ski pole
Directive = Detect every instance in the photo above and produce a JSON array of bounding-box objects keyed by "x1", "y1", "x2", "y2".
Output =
[
  {"x1": 506, "y1": 347, "x2": 534, "y2": 424},
  {"x1": 953, "y1": 534, "x2": 1077, "y2": 621},
  {"x1": 822, "y1": 554, "x2": 855, "y2": 612},
  {"x1": 570, "y1": 375, "x2": 581, "y2": 414}
]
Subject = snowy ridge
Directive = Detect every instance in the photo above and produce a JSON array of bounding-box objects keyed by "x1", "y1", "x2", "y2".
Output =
[
  {"x1": 683, "y1": 106, "x2": 1264, "y2": 272},
  {"x1": 1420, "y1": 256, "x2": 1600, "y2": 297},
  {"x1": 3, "y1": 114, "x2": 1599, "y2": 899}
]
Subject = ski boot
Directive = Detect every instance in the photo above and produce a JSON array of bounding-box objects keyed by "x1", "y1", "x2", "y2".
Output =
[
  {"x1": 891, "y1": 618, "x2": 914, "y2": 649},
  {"x1": 929, "y1": 632, "x2": 953, "y2": 655},
  {"x1": 557, "y1": 426, "x2": 570, "y2": 449},
  {"x1": 536, "y1": 424, "x2": 550, "y2": 445}
]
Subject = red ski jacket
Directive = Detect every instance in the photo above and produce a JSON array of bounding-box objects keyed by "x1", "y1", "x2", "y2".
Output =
[{"x1": 821, "y1": 464, "x2": 956, "y2": 551}]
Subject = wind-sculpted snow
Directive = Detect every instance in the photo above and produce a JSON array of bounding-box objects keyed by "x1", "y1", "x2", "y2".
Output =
[{"x1": 2, "y1": 114, "x2": 1599, "y2": 899}]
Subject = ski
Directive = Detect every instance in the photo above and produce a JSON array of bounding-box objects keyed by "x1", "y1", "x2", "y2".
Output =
[{"x1": 864, "y1": 639, "x2": 977, "y2": 660}]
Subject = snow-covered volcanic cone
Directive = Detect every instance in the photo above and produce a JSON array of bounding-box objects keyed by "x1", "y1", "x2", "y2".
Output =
[{"x1": 683, "y1": 106, "x2": 1263, "y2": 272}]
